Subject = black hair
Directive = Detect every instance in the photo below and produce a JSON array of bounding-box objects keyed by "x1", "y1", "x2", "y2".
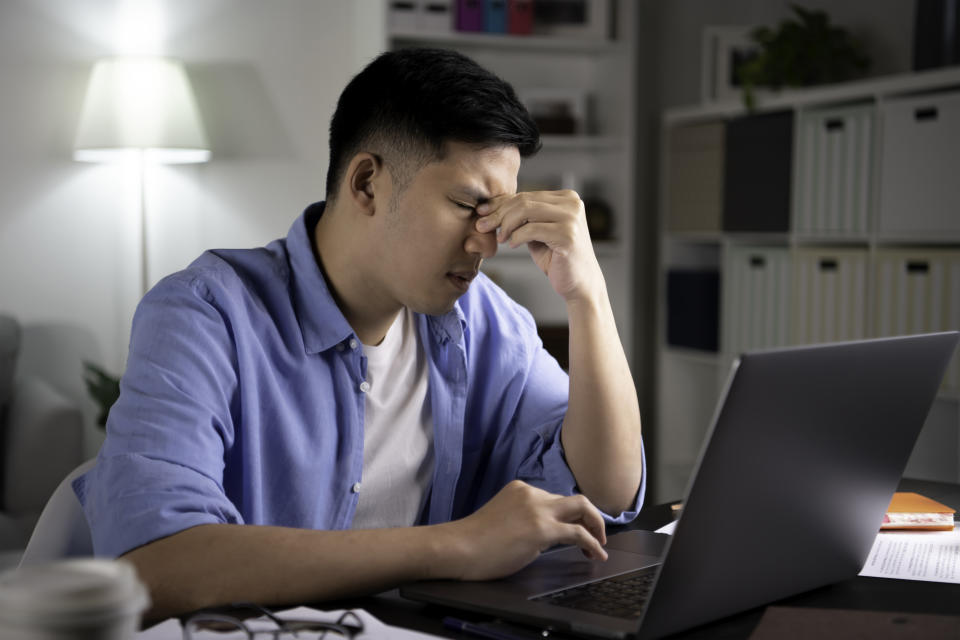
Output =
[{"x1": 325, "y1": 47, "x2": 541, "y2": 201}]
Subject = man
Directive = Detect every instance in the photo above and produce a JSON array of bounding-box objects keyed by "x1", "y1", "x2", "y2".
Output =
[{"x1": 76, "y1": 48, "x2": 644, "y2": 621}]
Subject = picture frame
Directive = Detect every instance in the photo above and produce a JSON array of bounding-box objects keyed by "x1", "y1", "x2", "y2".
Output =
[
  {"x1": 700, "y1": 26, "x2": 759, "y2": 104},
  {"x1": 518, "y1": 88, "x2": 589, "y2": 136}
]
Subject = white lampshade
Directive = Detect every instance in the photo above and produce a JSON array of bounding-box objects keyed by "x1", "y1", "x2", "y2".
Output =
[{"x1": 74, "y1": 57, "x2": 210, "y2": 164}]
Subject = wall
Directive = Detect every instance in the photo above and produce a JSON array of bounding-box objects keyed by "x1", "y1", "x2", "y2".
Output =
[{"x1": 0, "y1": 0, "x2": 387, "y2": 456}]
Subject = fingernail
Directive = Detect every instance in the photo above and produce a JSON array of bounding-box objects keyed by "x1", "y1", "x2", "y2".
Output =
[
  {"x1": 476, "y1": 203, "x2": 490, "y2": 215},
  {"x1": 476, "y1": 219, "x2": 490, "y2": 231}
]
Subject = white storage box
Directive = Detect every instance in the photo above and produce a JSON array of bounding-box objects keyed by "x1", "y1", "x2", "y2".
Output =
[
  {"x1": 389, "y1": 1, "x2": 419, "y2": 30},
  {"x1": 878, "y1": 90, "x2": 960, "y2": 238},
  {"x1": 723, "y1": 245, "x2": 792, "y2": 357},
  {"x1": 419, "y1": 0, "x2": 453, "y2": 32},
  {"x1": 794, "y1": 104, "x2": 874, "y2": 236},
  {"x1": 792, "y1": 248, "x2": 868, "y2": 345},
  {"x1": 873, "y1": 248, "x2": 960, "y2": 392}
]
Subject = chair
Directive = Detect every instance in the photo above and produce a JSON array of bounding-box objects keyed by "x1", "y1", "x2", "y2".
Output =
[
  {"x1": 0, "y1": 314, "x2": 86, "y2": 567},
  {"x1": 19, "y1": 458, "x2": 96, "y2": 566}
]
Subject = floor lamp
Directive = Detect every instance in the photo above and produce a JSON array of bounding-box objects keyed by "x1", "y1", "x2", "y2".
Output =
[{"x1": 74, "y1": 57, "x2": 210, "y2": 296}]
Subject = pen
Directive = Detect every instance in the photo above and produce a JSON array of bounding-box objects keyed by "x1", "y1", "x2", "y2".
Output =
[{"x1": 442, "y1": 616, "x2": 549, "y2": 640}]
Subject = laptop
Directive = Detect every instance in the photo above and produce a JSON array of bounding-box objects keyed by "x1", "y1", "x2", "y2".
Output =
[{"x1": 401, "y1": 332, "x2": 959, "y2": 639}]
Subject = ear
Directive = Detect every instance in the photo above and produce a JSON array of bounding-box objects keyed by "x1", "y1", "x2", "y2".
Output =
[{"x1": 345, "y1": 152, "x2": 384, "y2": 215}]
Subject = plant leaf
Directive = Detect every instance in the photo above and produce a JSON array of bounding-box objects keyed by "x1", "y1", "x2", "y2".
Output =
[{"x1": 82, "y1": 361, "x2": 121, "y2": 428}]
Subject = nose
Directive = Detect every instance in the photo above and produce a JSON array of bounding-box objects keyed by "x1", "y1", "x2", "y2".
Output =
[{"x1": 464, "y1": 224, "x2": 497, "y2": 259}]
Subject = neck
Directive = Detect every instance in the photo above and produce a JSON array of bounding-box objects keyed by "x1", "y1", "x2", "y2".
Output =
[{"x1": 313, "y1": 200, "x2": 400, "y2": 345}]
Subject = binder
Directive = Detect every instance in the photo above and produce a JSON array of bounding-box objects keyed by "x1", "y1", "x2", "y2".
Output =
[
  {"x1": 873, "y1": 248, "x2": 960, "y2": 392},
  {"x1": 794, "y1": 105, "x2": 873, "y2": 236},
  {"x1": 913, "y1": 0, "x2": 960, "y2": 70},
  {"x1": 483, "y1": 0, "x2": 508, "y2": 33},
  {"x1": 792, "y1": 248, "x2": 868, "y2": 345},
  {"x1": 508, "y1": 0, "x2": 533, "y2": 35},
  {"x1": 455, "y1": 0, "x2": 484, "y2": 31}
]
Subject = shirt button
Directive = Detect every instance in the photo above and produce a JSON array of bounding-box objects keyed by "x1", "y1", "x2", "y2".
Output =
[
  {"x1": 351, "y1": 482, "x2": 361, "y2": 494},
  {"x1": 359, "y1": 380, "x2": 371, "y2": 393},
  {"x1": 349, "y1": 339, "x2": 358, "y2": 349}
]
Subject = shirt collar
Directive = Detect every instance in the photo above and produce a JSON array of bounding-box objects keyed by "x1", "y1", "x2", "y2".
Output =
[
  {"x1": 287, "y1": 202, "x2": 355, "y2": 354},
  {"x1": 287, "y1": 201, "x2": 466, "y2": 354},
  {"x1": 425, "y1": 305, "x2": 466, "y2": 346}
]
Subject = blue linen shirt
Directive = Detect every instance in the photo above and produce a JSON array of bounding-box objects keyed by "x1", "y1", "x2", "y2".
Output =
[{"x1": 75, "y1": 202, "x2": 645, "y2": 558}]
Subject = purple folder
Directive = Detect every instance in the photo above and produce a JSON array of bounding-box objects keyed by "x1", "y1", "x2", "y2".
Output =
[{"x1": 456, "y1": 0, "x2": 484, "y2": 31}]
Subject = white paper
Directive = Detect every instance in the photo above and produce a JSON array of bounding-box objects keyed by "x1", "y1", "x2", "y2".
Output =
[
  {"x1": 859, "y1": 524, "x2": 960, "y2": 584},
  {"x1": 655, "y1": 520, "x2": 677, "y2": 535},
  {"x1": 136, "y1": 605, "x2": 444, "y2": 639},
  {"x1": 136, "y1": 619, "x2": 181, "y2": 640}
]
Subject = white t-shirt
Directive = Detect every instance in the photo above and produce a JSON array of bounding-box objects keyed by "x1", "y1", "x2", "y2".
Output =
[{"x1": 351, "y1": 307, "x2": 435, "y2": 529}]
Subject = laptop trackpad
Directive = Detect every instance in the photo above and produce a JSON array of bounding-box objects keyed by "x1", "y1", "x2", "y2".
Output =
[
  {"x1": 605, "y1": 529, "x2": 671, "y2": 555},
  {"x1": 499, "y1": 530, "x2": 668, "y2": 597}
]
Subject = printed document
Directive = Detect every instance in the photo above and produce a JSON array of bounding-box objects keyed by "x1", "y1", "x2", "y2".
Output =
[{"x1": 859, "y1": 524, "x2": 960, "y2": 584}]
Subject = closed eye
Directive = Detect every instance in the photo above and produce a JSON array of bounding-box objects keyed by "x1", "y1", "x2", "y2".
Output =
[{"x1": 451, "y1": 200, "x2": 478, "y2": 216}]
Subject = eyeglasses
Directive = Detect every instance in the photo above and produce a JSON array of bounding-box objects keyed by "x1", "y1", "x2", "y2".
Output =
[{"x1": 182, "y1": 603, "x2": 365, "y2": 639}]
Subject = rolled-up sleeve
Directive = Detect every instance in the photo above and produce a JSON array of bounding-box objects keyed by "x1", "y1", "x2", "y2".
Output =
[
  {"x1": 512, "y1": 344, "x2": 646, "y2": 525},
  {"x1": 463, "y1": 281, "x2": 645, "y2": 525},
  {"x1": 74, "y1": 271, "x2": 244, "y2": 557}
]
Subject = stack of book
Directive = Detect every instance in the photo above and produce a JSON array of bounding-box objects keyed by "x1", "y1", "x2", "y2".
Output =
[
  {"x1": 454, "y1": 0, "x2": 533, "y2": 35},
  {"x1": 882, "y1": 492, "x2": 955, "y2": 531},
  {"x1": 389, "y1": 0, "x2": 532, "y2": 35},
  {"x1": 390, "y1": 1, "x2": 610, "y2": 39}
]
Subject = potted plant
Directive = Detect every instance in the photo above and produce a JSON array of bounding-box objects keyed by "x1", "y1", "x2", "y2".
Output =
[
  {"x1": 737, "y1": 5, "x2": 871, "y2": 110},
  {"x1": 83, "y1": 362, "x2": 120, "y2": 428}
]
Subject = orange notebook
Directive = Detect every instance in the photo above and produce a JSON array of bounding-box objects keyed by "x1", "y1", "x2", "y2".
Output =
[{"x1": 881, "y1": 492, "x2": 956, "y2": 531}]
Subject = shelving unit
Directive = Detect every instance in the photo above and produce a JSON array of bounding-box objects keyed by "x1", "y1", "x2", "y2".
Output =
[
  {"x1": 390, "y1": 27, "x2": 625, "y2": 53},
  {"x1": 387, "y1": 1, "x2": 638, "y2": 363},
  {"x1": 656, "y1": 66, "x2": 960, "y2": 502}
]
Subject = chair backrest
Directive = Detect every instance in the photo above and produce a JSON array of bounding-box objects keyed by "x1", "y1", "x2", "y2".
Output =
[
  {"x1": 4, "y1": 377, "x2": 85, "y2": 516},
  {"x1": 19, "y1": 458, "x2": 96, "y2": 566}
]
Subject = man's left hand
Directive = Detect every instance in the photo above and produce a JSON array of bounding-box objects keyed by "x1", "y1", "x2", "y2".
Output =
[{"x1": 476, "y1": 190, "x2": 604, "y2": 304}]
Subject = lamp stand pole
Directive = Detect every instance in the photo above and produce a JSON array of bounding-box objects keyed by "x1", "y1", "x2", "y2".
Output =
[{"x1": 139, "y1": 151, "x2": 149, "y2": 297}]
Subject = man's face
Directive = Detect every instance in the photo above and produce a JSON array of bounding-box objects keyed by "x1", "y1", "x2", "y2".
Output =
[{"x1": 373, "y1": 141, "x2": 520, "y2": 316}]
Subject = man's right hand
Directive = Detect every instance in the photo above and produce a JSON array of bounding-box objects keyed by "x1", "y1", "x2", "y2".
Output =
[
  {"x1": 121, "y1": 480, "x2": 608, "y2": 622},
  {"x1": 432, "y1": 479, "x2": 608, "y2": 581}
]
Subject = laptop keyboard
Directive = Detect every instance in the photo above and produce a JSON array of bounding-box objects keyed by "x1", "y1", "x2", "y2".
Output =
[{"x1": 531, "y1": 569, "x2": 656, "y2": 620}]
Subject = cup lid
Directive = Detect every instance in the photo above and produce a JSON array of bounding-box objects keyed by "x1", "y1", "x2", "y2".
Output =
[{"x1": 0, "y1": 558, "x2": 150, "y2": 625}]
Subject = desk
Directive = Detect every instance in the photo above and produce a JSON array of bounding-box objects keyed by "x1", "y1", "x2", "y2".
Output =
[{"x1": 327, "y1": 478, "x2": 960, "y2": 639}]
